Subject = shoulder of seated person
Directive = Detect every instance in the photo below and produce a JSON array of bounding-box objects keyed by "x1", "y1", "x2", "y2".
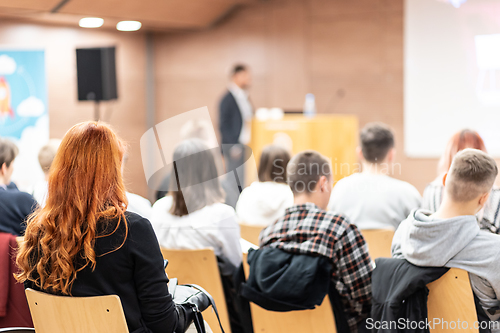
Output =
[
  {"x1": 152, "y1": 195, "x2": 173, "y2": 208},
  {"x1": 385, "y1": 176, "x2": 419, "y2": 191},
  {"x1": 324, "y1": 209, "x2": 349, "y2": 222},
  {"x1": 3, "y1": 189, "x2": 36, "y2": 201},
  {"x1": 210, "y1": 202, "x2": 236, "y2": 213},
  {"x1": 124, "y1": 211, "x2": 151, "y2": 227}
]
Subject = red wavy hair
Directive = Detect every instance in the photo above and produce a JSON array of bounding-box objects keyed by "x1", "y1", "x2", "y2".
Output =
[
  {"x1": 16, "y1": 121, "x2": 128, "y2": 295},
  {"x1": 437, "y1": 129, "x2": 487, "y2": 175}
]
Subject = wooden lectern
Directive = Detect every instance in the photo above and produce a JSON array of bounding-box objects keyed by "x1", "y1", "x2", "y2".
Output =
[{"x1": 250, "y1": 114, "x2": 358, "y2": 183}]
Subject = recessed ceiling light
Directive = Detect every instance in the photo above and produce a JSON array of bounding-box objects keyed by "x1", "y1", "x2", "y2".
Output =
[
  {"x1": 116, "y1": 21, "x2": 142, "y2": 32},
  {"x1": 79, "y1": 17, "x2": 104, "y2": 28}
]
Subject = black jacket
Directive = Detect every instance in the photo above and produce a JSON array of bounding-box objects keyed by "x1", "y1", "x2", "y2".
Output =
[
  {"x1": 0, "y1": 187, "x2": 37, "y2": 236},
  {"x1": 240, "y1": 247, "x2": 331, "y2": 310},
  {"x1": 25, "y1": 212, "x2": 180, "y2": 333},
  {"x1": 371, "y1": 258, "x2": 448, "y2": 333},
  {"x1": 219, "y1": 91, "x2": 242, "y2": 145}
]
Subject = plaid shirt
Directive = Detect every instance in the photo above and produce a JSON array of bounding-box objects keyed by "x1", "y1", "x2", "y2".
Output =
[{"x1": 259, "y1": 203, "x2": 374, "y2": 333}]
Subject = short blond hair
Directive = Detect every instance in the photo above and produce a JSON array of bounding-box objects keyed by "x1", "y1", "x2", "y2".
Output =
[
  {"x1": 446, "y1": 148, "x2": 498, "y2": 202},
  {"x1": 38, "y1": 139, "x2": 61, "y2": 174}
]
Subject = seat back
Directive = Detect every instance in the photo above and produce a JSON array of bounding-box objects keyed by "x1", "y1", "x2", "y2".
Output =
[
  {"x1": 427, "y1": 268, "x2": 478, "y2": 332},
  {"x1": 25, "y1": 288, "x2": 128, "y2": 333},
  {"x1": 239, "y1": 223, "x2": 263, "y2": 246},
  {"x1": 242, "y1": 252, "x2": 337, "y2": 333},
  {"x1": 360, "y1": 229, "x2": 395, "y2": 259},
  {"x1": 161, "y1": 248, "x2": 231, "y2": 333}
]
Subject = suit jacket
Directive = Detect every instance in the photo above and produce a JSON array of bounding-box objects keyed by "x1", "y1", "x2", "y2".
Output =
[
  {"x1": 219, "y1": 91, "x2": 242, "y2": 145},
  {"x1": 0, "y1": 187, "x2": 37, "y2": 236}
]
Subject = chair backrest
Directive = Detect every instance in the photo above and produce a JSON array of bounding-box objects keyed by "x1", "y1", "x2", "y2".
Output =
[
  {"x1": 24, "y1": 288, "x2": 128, "y2": 333},
  {"x1": 360, "y1": 229, "x2": 395, "y2": 259},
  {"x1": 427, "y1": 268, "x2": 478, "y2": 332},
  {"x1": 242, "y1": 252, "x2": 337, "y2": 333},
  {"x1": 161, "y1": 248, "x2": 231, "y2": 333},
  {"x1": 0, "y1": 329, "x2": 35, "y2": 333},
  {"x1": 239, "y1": 223, "x2": 263, "y2": 246}
]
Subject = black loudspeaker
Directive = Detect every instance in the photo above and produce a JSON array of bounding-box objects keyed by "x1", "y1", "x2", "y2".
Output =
[{"x1": 76, "y1": 47, "x2": 117, "y2": 101}]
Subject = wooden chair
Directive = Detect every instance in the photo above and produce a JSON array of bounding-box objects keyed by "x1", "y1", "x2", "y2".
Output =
[
  {"x1": 242, "y1": 252, "x2": 337, "y2": 333},
  {"x1": 161, "y1": 248, "x2": 231, "y2": 333},
  {"x1": 25, "y1": 288, "x2": 128, "y2": 333},
  {"x1": 360, "y1": 229, "x2": 395, "y2": 259},
  {"x1": 427, "y1": 268, "x2": 478, "y2": 332},
  {"x1": 239, "y1": 223, "x2": 264, "y2": 246}
]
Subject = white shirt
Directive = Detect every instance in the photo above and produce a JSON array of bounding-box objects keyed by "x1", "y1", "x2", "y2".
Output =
[
  {"x1": 328, "y1": 173, "x2": 422, "y2": 230},
  {"x1": 29, "y1": 180, "x2": 48, "y2": 207},
  {"x1": 236, "y1": 181, "x2": 294, "y2": 226},
  {"x1": 126, "y1": 192, "x2": 152, "y2": 220},
  {"x1": 151, "y1": 196, "x2": 242, "y2": 275},
  {"x1": 228, "y1": 83, "x2": 253, "y2": 145}
]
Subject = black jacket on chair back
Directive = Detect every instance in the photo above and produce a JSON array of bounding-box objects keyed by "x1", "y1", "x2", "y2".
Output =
[{"x1": 371, "y1": 258, "x2": 448, "y2": 333}]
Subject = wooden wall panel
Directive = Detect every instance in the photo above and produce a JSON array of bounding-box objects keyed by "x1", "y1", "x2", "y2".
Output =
[
  {"x1": 0, "y1": 22, "x2": 149, "y2": 197},
  {"x1": 154, "y1": 0, "x2": 438, "y2": 193}
]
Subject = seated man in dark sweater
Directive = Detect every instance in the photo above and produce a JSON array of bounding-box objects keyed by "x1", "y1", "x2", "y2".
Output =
[
  {"x1": 259, "y1": 150, "x2": 374, "y2": 333},
  {"x1": 0, "y1": 138, "x2": 37, "y2": 236}
]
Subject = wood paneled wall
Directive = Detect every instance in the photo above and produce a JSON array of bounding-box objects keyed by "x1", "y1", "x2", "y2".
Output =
[
  {"x1": 153, "y1": 0, "x2": 438, "y2": 193},
  {"x1": 0, "y1": 22, "x2": 149, "y2": 197}
]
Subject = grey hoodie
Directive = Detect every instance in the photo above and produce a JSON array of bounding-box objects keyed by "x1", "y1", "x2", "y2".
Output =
[{"x1": 392, "y1": 209, "x2": 500, "y2": 329}]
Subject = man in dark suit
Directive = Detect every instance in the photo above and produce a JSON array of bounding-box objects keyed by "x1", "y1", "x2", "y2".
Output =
[
  {"x1": 219, "y1": 64, "x2": 253, "y2": 191},
  {"x1": 0, "y1": 138, "x2": 37, "y2": 236}
]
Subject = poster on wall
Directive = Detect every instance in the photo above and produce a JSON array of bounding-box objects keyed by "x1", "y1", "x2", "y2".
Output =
[{"x1": 0, "y1": 50, "x2": 48, "y2": 190}]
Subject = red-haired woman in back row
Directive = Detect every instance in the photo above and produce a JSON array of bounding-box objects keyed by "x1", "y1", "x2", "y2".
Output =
[
  {"x1": 422, "y1": 129, "x2": 500, "y2": 233},
  {"x1": 16, "y1": 121, "x2": 201, "y2": 333}
]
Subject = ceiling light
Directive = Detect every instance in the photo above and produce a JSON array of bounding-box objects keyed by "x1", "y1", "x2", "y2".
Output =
[
  {"x1": 116, "y1": 21, "x2": 142, "y2": 32},
  {"x1": 79, "y1": 17, "x2": 104, "y2": 28}
]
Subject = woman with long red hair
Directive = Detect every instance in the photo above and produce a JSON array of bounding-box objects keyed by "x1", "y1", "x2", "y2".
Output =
[
  {"x1": 16, "y1": 121, "x2": 200, "y2": 333},
  {"x1": 422, "y1": 129, "x2": 500, "y2": 233}
]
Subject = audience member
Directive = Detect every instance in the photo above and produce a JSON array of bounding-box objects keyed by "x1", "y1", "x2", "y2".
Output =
[
  {"x1": 30, "y1": 139, "x2": 60, "y2": 207},
  {"x1": 260, "y1": 150, "x2": 373, "y2": 333},
  {"x1": 392, "y1": 149, "x2": 500, "y2": 331},
  {"x1": 328, "y1": 122, "x2": 421, "y2": 230},
  {"x1": 422, "y1": 129, "x2": 500, "y2": 233},
  {"x1": 236, "y1": 145, "x2": 293, "y2": 226},
  {"x1": 0, "y1": 138, "x2": 37, "y2": 236},
  {"x1": 122, "y1": 153, "x2": 152, "y2": 220},
  {"x1": 151, "y1": 138, "x2": 241, "y2": 275},
  {"x1": 151, "y1": 138, "x2": 244, "y2": 332},
  {"x1": 154, "y1": 119, "x2": 242, "y2": 208},
  {"x1": 15, "y1": 121, "x2": 203, "y2": 333}
]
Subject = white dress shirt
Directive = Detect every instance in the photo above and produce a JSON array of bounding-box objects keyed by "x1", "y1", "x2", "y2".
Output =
[{"x1": 228, "y1": 83, "x2": 253, "y2": 145}]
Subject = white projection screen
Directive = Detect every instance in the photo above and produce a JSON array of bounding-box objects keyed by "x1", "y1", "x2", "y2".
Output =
[{"x1": 405, "y1": 0, "x2": 500, "y2": 157}]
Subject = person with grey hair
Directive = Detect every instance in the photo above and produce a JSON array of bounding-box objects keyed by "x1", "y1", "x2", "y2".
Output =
[
  {"x1": 0, "y1": 138, "x2": 37, "y2": 235},
  {"x1": 328, "y1": 122, "x2": 421, "y2": 230},
  {"x1": 392, "y1": 148, "x2": 500, "y2": 331},
  {"x1": 29, "y1": 138, "x2": 61, "y2": 207}
]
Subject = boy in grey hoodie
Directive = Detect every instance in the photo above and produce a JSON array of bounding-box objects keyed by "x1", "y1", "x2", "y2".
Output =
[{"x1": 392, "y1": 148, "x2": 500, "y2": 331}]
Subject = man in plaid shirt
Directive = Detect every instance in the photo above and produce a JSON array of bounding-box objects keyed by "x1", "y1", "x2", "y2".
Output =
[{"x1": 259, "y1": 150, "x2": 374, "y2": 333}]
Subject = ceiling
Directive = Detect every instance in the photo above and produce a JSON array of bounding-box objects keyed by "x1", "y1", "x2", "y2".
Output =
[{"x1": 0, "y1": 0, "x2": 256, "y2": 31}]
